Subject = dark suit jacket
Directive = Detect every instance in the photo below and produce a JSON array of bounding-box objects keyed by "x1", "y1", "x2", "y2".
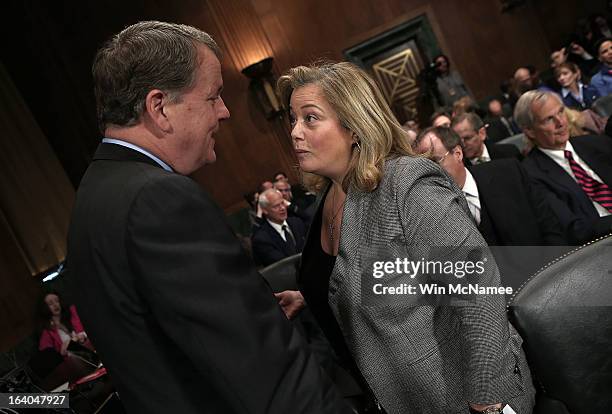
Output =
[
  {"x1": 252, "y1": 217, "x2": 306, "y2": 267},
  {"x1": 487, "y1": 141, "x2": 522, "y2": 161},
  {"x1": 522, "y1": 135, "x2": 612, "y2": 244},
  {"x1": 67, "y1": 143, "x2": 348, "y2": 414},
  {"x1": 470, "y1": 159, "x2": 569, "y2": 284},
  {"x1": 469, "y1": 158, "x2": 567, "y2": 246},
  {"x1": 464, "y1": 142, "x2": 522, "y2": 166}
]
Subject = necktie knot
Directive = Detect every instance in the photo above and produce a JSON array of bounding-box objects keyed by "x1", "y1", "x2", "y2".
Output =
[
  {"x1": 564, "y1": 150, "x2": 573, "y2": 161},
  {"x1": 282, "y1": 224, "x2": 297, "y2": 254}
]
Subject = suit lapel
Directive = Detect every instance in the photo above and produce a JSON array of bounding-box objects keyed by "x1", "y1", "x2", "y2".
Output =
[
  {"x1": 93, "y1": 142, "x2": 165, "y2": 169},
  {"x1": 262, "y1": 220, "x2": 292, "y2": 256}
]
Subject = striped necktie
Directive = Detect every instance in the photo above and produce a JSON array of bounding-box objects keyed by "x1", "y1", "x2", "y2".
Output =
[{"x1": 564, "y1": 150, "x2": 612, "y2": 212}]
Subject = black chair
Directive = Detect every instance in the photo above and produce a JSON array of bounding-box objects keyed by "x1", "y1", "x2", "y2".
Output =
[
  {"x1": 508, "y1": 233, "x2": 612, "y2": 413},
  {"x1": 259, "y1": 253, "x2": 301, "y2": 292},
  {"x1": 591, "y1": 94, "x2": 612, "y2": 118}
]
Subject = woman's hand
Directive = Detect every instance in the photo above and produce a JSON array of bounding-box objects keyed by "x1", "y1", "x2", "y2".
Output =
[{"x1": 274, "y1": 290, "x2": 305, "y2": 319}]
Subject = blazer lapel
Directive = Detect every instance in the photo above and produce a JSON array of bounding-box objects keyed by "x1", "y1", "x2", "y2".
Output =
[
  {"x1": 532, "y1": 149, "x2": 591, "y2": 204},
  {"x1": 263, "y1": 220, "x2": 292, "y2": 256},
  {"x1": 572, "y1": 141, "x2": 612, "y2": 186}
]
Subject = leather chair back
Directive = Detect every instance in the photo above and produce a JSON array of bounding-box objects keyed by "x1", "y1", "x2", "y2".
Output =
[{"x1": 259, "y1": 253, "x2": 301, "y2": 292}]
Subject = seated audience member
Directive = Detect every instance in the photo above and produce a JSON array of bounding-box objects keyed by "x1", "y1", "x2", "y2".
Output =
[
  {"x1": 430, "y1": 110, "x2": 452, "y2": 128},
  {"x1": 516, "y1": 90, "x2": 612, "y2": 244},
  {"x1": 252, "y1": 189, "x2": 307, "y2": 267},
  {"x1": 432, "y1": 54, "x2": 471, "y2": 108},
  {"x1": 451, "y1": 112, "x2": 522, "y2": 164},
  {"x1": 564, "y1": 106, "x2": 607, "y2": 137},
  {"x1": 590, "y1": 37, "x2": 612, "y2": 96},
  {"x1": 485, "y1": 98, "x2": 520, "y2": 143},
  {"x1": 414, "y1": 127, "x2": 566, "y2": 247},
  {"x1": 555, "y1": 62, "x2": 601, "y2": 110},
  {"x1": 39, "y1": 291, "x2": 93, "y2": 356},
  {"x1": 274, "y1": 179, "x2": 314, "y2": 224},
  {"x1": 451, "y1": 96, "x2": 479, "y2": 117},
  {"x1": 546, "y1": 43, "x2": 597, "y2": 87},
  {"x1": 260, "y1": 180, "x2": 274, "y2": 191}
]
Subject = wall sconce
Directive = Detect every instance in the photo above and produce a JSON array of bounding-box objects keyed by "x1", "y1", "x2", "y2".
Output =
[{"x1": 241, "y1": 57, "x2": 283, "y2": 119}]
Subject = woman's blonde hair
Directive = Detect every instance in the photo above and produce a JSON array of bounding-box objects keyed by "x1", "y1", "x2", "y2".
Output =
[{"x1": 277, "y1": 61, "x2": 414, "y2": 193}]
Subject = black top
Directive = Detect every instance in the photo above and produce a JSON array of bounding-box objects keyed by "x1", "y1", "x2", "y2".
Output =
[
  {"x1": 299, "y1": 193, "x2": 382, "y2": 411},
  {"x1": 299, "y1": 216, "x2": 355, "y2": 371}
]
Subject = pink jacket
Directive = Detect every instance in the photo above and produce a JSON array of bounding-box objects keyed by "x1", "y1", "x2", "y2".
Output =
[{"x1": 39, "y1": 305, "x2": 85, "y2": 353}]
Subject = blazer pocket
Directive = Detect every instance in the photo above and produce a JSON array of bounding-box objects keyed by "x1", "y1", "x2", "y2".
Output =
[{"x1": 495, "y1": 331, "x2": 528, "y2": 399}]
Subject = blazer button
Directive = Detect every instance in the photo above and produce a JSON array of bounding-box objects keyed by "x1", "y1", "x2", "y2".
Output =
[{"x1": 514, "y1": 363, "x2": 520, "y2": 374}]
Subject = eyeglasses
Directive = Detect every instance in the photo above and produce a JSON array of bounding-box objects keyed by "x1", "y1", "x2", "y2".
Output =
[{"x1": 435, "y1": 150, "x2": 450, "y2": 164}]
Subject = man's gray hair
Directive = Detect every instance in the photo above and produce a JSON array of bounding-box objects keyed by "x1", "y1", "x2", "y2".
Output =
[
  {"x1": 93, "y1": 21, "x2": 220, "y2": 133},
  {"x1": 273, "y1": 180, "x2": 291, "y2": 189},
  {"x1": 513, "y1": 90, "x2": 563, "y2": 130},
  {"x1": 258, "y1": 189, "x2": 281, "y2": 209}
]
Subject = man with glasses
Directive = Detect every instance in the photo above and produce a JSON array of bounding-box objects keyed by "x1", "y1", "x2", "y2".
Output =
[
  {"x1": 451, "y1": 112, "x2": 521, "y2": 165},
  {"x1": 516, "y1": 90, "x2": 612, "y2": 244}
]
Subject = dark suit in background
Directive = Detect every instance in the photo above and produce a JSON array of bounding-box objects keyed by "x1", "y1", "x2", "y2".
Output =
[
  {"x1": 68, "y1": 144, "x2": 346, "y2": 413},
  {"x1": 469, "y1": 159, "x2": 568, "y2": 286},
  {"x1": 470, "y1": 158, "x2": 566, "y2": 246},
  {"x1": 252, "y1": 217, "x2": 306, "y2": 267},
  {"x1": 522, "y1": 135, "x2": 612, "y2": 244},
  {"x1": 487, "y1": 141, "x2": 523, "y2": 161}
]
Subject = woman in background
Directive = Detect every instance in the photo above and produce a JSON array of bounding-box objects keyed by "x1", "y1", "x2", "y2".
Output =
[
  {"x1": 276, "y1": 62, "x2": 534, "y2": 413},
  {"x1": 39, "y1": 291, "x2": 91, "y2": 356},
  {"x1": 555, "y1": 61, "x2": 600, "y2": 110}
]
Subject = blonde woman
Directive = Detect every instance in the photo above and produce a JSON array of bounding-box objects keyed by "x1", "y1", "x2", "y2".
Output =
[{"x1": 276, "y1": 62, "x2": 535, "y2": 414}]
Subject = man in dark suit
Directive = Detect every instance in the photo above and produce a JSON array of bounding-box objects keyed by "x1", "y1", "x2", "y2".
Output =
[
  {"x1": 451, "y1": 112, "x2": 522, "y2": 165},
  {"x1": 252, "y1": 189, "x2": 306, "y2": 267},
  {"x1": 67, "y1": 21, "x2": 348, "y2": 414},
  {"x1": 414, "y1": 127, "x2": 566, "y2": 246},
  {"x1": 515, "y1": 90, "x2": 612, "y2": 244}
]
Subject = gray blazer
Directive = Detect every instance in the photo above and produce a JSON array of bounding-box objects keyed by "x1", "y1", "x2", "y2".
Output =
[{"x1": 326, "y1": 156, "x2": 535, "y2": 413}]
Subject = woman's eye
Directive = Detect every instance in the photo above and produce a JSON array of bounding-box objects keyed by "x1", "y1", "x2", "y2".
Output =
[{"x1": 305, "y1": 114, "x2": 317, "y2": 122}]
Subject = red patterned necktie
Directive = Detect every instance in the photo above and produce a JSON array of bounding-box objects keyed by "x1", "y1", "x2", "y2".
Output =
[{"x1": 564, "y1": 150, "x2": 612, "y2": 212}]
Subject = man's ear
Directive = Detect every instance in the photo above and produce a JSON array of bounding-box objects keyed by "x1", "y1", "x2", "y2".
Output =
[
  {"x1": 478, "y1": 126, "x2": 487, "y2": 142},
  {"x1": 523, "y1": 127, "x2": 535, "y2": 141},
  {"x1": 144, "y1": 89, "x2": 171, "y2": 132}
]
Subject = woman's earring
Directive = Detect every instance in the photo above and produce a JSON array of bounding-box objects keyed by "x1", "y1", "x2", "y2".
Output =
[{"x1": 353, "y1": 141, "x2": 361, "y2": 152}]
